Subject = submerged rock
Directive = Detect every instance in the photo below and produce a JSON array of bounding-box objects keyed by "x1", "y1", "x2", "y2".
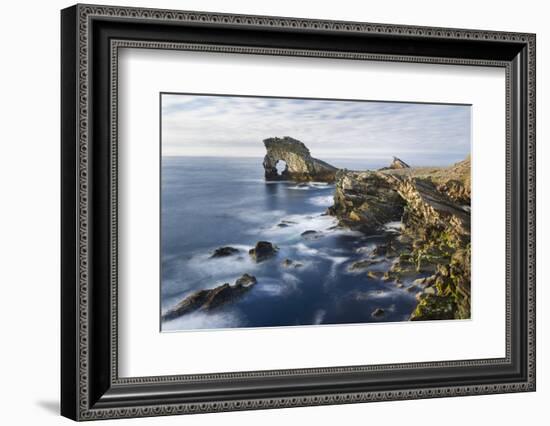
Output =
[
  {"x1": 371, "y1": 308, "x2": 385, "y2": 318},
  {"x1": 249, "y1": 241, "x2": 278, "y2": 262},
  {"x1": 347, "y1": 258, "x2": 382, "y2": 272},
  {"x1": 301, "y1": 230, "x2": 322, "y2": 240},
  {"x1": 367, "y1": 271, "x2": 383, "y2": 280},
  {"x1": 262, "y1": 136, "x2": 338, "y2": 182},
  {"x1": 162, "y1": 274, "x2": 257, "y2": 320},
  {"x1": 282, "y1": 258, "x2": 304, "y2": 268},
  {"x1": 210, "y1": 246, "x2": 240, "y2": 258},
  {"x1": 235, "y1": 273, "x2": 257, "y2": 288}
]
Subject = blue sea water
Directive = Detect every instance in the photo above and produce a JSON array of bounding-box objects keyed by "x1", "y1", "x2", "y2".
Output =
[{"x1": 161, "y1": 156, "x2": 421, "y2": 331}]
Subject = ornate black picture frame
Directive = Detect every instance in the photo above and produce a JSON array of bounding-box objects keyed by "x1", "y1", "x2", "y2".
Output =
[{"x1": 61, "y1": 4, "x2": 536, "y2": 421}]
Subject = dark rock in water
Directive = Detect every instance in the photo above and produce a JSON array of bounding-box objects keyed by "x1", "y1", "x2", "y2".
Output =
[
  {"x1": 371, "y1": 308, "x2": 385, "y2": 318},
  {"x1": 367, "y1": 271, "x2": 383, "y2": 280},
  {"x1": 277, "y1": 219, "x2": 297, "y2": 228},
  {"x1": 210, "y1": 246, "x2": 240, "y2": 258},
  {"x1": 262, "y1": 136, "x2": 338, "y2": 182},
  {"x1": 235, "y1": 273, "x2": 257, "y2": 288},
  {"x1": 282, "y1": 258, "x2": 304, "y2": 268},
  {"x1": 249, "y1": 241, "x2": 278, "y2": 262},
  {"x1": 348, "y1": 259, "x2": 382, "y2": 272},
  {"x1": 162, "y1": 290, "x2": 212, "y2": 320},
  {"x1": 371, "y1": 244, "x2": 388, "y2": 257},
  {"x1": 382, "y1": 271, "x2": 394, "y2": 281},
  {"x1": 301, "y1": 230, "x2": 321, "y2": 240},
  {"x1": 162, "y1": 274, "x2": 257, "y2": 320}
]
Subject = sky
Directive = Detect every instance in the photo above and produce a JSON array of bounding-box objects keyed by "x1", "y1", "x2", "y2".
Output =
[{"x1": 161, "y1": 93, "x2": 471, "y2": 167}]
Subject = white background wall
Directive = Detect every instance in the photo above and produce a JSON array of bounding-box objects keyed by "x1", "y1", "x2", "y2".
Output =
[{"x1": 0, "y1": 0, "x2": 546, "y2": 424}]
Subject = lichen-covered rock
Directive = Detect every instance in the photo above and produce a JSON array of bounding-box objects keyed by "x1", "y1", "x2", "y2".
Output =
[
  {"x1": 162, "y1": 274, "x2": 257, "y2": 320},
  {"x1": 262, "y1": 136, "x2": 338, "y2": 182},
  {"x1": 410, "y1": 294, "x2": 457, "y2": 321},
  {"x1": 249, "y1": 241, "x2": 278, "y2": 262},
  {"x1": 328, "y1": 156, "x2": 471, "y2": 321},
  {"x1": 327, "y1": 170, "x2": 405, "y2": 233}
]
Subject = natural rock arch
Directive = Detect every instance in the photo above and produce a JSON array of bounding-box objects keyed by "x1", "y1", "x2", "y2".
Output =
[{"x1": 262, "y1": 136, "x2": 338, "y2": 182}]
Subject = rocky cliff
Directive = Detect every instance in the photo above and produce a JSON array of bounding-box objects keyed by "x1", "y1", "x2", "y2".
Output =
[
  {"x1": 328, "y1": 157, "x2": 471, "y2": 320},
  {"x1": 263, "y1": 137, "x2": 338, "y2": 182}
]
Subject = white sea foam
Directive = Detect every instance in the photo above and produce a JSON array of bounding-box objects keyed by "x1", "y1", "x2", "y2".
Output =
[
  {"x1": 308, "y1": 195, "x2": 334, "y2": 207},
  {"x1": 356, "y1": 244, "x2": 376, "y2": 254},
  {"x1": 261, "y1": 213, "x2": 338, "y2": 240},
  {"x1": 350, "y1": 289, "x2": 395, "y2": 302},
  {"x1": 382, "y1": 221, "x2": 404, "y2": 233},
  {"x1": 234, "y1": 209, "x2": 288, "y2": 225},
  {"x1": 255, "y1": 276, "x2": 301, "y2": 297},
  {"x1": 327, "y1": 256, "x2": 349, "y2": 280},
  {"x1": 293, "y1": 242, "x2": 320, "y2": 256},
  {"x1": 288, "y1": 182, "x2": 334, "y2": 191},
  {"x1": 313, "y1": 309, "x2": 326, "y2": 325},
  {"x1": 162, "y1": 310, "x2": 243, "y2": 331}
]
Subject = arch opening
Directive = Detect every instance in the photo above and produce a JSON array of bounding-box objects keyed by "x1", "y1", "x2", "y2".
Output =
[{"x1": 275, "y1": 160, "x2": 288, "y2": 176}]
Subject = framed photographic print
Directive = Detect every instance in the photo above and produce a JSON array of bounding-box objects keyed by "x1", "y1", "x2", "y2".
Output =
[{"x1": 61, "y1": 4, "x2": 536, "y2": 421}]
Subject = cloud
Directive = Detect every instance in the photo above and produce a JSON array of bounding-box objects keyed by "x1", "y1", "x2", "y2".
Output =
[{"x1": 161, "y1": 94, "x2": 471, "y2": 166}]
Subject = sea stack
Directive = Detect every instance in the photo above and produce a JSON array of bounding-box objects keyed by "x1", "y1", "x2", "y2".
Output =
[
  {"x1": 262, "y1": 136, "x2": 338, "y2": 182},
  {"x1": 389, "y1": 156, "x2": 410, "y2": 169}
]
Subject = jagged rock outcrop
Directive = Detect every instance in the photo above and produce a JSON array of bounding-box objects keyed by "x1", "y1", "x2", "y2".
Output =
[
  {"x1": 263, "y1": 137, "x2": 338, "y2": 182},
  {"x1": 327, "y1": 170, "x2": 405, "y2": 233},
  {"x1": 390, "y1": 157, "x2": 410, "y2": 169},
  {"x1": 328, "y1": 157, "x2": 471, "y2": 320},
  {"x1": 380, "y1": 156, "x2": 410, "y2": 170},
  {"x1": 162, "y1": 274, "x2": 257, "y2": 321}
]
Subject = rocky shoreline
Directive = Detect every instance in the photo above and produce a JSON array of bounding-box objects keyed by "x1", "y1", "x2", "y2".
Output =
[
  {"x1": 327, "y1": 156, "x2": 471, "y2": 320},
  {"x1": 163, "y1": 137, "x2": 471, "y2": 324}
]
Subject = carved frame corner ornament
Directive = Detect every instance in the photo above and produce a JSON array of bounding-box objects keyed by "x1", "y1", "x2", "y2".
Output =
[{"x1": 61, "y1": 3, "x2": 535, "y2": 421}]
